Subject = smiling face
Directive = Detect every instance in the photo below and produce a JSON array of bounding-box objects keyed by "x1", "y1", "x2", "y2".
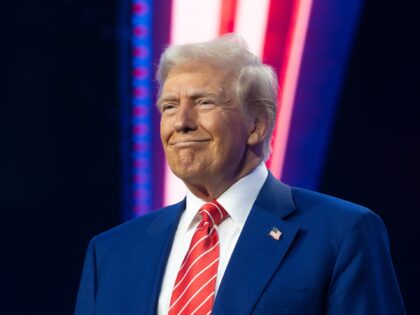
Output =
[{"x1": 159, "y1": 62, "x2": 266, "y2": 199}]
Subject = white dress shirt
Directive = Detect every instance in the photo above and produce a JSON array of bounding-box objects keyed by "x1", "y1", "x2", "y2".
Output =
[{"x1": 157, "y1": 163, "x2": 268, "y2": 314}]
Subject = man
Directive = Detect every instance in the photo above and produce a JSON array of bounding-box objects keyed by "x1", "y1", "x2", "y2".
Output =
[{"x1": 75, "y1": 35, "x2": 405, "y2": 314}]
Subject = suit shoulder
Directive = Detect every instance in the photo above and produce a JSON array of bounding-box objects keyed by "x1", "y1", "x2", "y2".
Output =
[
  {"x1": 291, "y1": 187, "x2": 373, "y2": 217},
  {"x1": 289, "y1": 187, "x2": 388, "y2": 249},
  {"x1": 94, "y1": 203, "x2": 182, "y2": 246}
]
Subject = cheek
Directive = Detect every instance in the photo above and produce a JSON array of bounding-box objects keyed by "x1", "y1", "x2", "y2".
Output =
[
  {"x1": 160, "y1": 120, "x2": 170, "y2": 144},
  {"x1": 223, "y1": 120, "x2": 249, "y2": 140},
  {"x1": 213, "y1": 133, "x2": 241, "y2": 158}
]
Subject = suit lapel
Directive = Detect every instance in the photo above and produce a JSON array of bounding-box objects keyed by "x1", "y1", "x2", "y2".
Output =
[
  {"x1": 122, "y1": 200, "x2": 185, "y2": 315},
  {"x1": 213, "y1": 174, "x2": 299, "y2": 315}
]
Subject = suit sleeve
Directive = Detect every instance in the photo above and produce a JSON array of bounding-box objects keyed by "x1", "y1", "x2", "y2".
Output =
[
  {"x1": 74, "y1": 237, "x2": 97, "y2": 315},
  {"x1": 326, "y1": 210, "x2": 405, "y2": 314}
]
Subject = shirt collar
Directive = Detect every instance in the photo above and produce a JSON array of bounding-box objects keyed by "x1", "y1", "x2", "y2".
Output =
[{"x1": 184, "y1": 163, "x2": 268, "y2": 230}]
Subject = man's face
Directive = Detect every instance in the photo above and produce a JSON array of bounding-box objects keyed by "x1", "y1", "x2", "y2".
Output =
[{"x1": 159, "y1": 62, "x2": 255, "y2": 192}]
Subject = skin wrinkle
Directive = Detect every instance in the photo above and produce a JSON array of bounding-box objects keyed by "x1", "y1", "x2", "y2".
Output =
[{"x1": 158, "y1": 91, "x2": 224, "y2": 111}]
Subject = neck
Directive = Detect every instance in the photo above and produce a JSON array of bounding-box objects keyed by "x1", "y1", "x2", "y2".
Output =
[{"x1": 184, "y1": 157, "x2": 263, "y2": 201}]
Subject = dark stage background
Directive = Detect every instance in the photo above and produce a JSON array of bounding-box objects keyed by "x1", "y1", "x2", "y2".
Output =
[{"x1": 1, "y1": 0, "x2": 418, "y2": 314}]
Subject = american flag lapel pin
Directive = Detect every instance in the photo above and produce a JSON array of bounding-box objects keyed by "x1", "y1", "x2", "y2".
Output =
[{"x1": 269, "y1": 227, "x2": 282, "y2": 241}]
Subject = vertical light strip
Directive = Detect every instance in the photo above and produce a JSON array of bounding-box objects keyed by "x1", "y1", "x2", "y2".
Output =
[
  {"x1": 171, "y1": 0, "x2": 223, "y2": 44},
  {"x1": 164, "y1": 0, "x2": 223, "y2": 205},
  {"x1": 234, "y1": 0, "x2": 271, "y2": 56},
  {"x1": 269, "y1": 0, "x2": 313, "y2": 178},
  {"x1": 219, "y1": 0, "x2": 238, "y2": 34},
  {"x1": 131, "y1": 0, "x2": 153, "y2": 216}
]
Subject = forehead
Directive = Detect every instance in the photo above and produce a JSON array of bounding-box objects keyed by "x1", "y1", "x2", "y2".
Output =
[{"x1": 161, "y1": 62, "x2": 231, "y2": 97}]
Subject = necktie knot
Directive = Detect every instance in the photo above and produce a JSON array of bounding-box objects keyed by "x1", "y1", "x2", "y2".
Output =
[{"x1": 198, "y1": 200, "x2": 229, "y2": 226}]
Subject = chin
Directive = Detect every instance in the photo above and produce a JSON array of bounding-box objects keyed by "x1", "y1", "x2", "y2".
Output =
[{"x1": 169, "y1": 151, "x2": 207, "y2": 175}]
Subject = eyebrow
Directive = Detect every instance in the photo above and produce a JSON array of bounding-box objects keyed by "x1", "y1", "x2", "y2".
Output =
[
  {"x1": 156, "y1": 95, "x2": 177, "y2": 108},
  {"x1": 157, "y1": 90, "x2": 221, "y2": 107}
]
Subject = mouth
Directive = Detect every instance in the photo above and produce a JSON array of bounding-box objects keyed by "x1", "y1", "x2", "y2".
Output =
[{"x1": 169, "y1": 139, "x2": 210, "y2": 147}]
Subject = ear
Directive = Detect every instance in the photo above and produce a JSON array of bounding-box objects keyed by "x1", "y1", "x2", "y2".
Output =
[{"x1": 247, "y1": 109, "x2": 270, "y2": 146}]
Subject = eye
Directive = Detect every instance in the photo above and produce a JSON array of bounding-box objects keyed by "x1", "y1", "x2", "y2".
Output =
[
  {"x1": 161, "y1": 103, "x2": 177, "y2": 114},
  {"x1": 197, "y1": 98, "x2": 215, "y2": 108}
]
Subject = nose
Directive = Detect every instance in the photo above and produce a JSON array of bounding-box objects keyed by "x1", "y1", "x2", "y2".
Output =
[{"x1": 174, "y1": 103, "x2": 197, "y2": 132}]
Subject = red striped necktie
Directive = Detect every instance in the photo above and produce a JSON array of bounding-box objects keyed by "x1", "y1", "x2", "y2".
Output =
[{"x1": 168, "y1": 200, "x2": 229, "y2": 315}]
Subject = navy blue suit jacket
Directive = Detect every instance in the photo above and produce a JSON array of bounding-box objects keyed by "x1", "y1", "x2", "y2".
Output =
[{"x1": 75, "y1": 173, "x2": 405, "y2": 314}]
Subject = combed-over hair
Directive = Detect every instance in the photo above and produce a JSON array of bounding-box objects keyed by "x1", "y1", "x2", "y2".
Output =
[{"x1": 156, "y1": 34, "x2": 278, "y2": 160}]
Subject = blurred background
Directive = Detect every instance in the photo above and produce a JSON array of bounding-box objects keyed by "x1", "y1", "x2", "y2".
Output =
[{"x1": 1, "y1": 0, "x2": 419, "y2": 314}]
